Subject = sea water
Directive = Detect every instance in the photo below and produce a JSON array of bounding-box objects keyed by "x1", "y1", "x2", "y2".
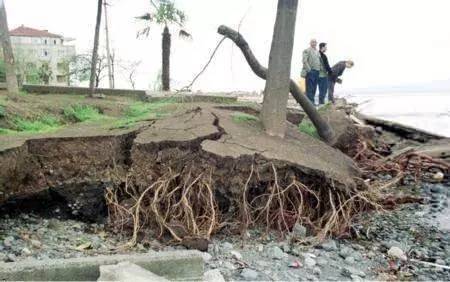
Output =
[
  {"x1": 235, "y1": 91, "x2": 450, "y2": 137},
  {"x1": 343, "y1": 92, "x2": 450, "y2": 137}
]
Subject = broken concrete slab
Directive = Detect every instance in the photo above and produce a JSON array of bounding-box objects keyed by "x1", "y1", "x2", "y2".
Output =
[
  {"x1": 320, "y1": 105, "x2": 375, "y2": 155},
  {"x1": 204, "y1": 269, "x2": 226, "y2": 282},
  {"x1": 201, "y1": 107, "x2": 361, "y2": 189},
  {"x1": 0, "y1": 251, "x2": 204, "y2": 281},
  {"x1": 360, "y1": 114, "x2": 445, "y2": 142},
  {"x1": 98, "y1": 261, "x2": 169, "y2": 282}
]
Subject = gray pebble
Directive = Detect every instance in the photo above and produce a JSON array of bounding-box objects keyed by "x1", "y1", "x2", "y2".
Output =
[
  {"x1": 268, "y1": 246, "x2": 287, "y2": 260},
  {"x1": 240, "y1": 268, "x2": 259, "y2": 280},
  {"x1": 320, "y1": 240, "x2": 338, "y2": 251}
]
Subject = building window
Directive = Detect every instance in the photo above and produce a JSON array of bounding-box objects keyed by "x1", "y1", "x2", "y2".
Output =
[
  {"x1": 43, "y1": 50, "x2": 48, "y2": 57},
  {"x1": 56, "y1": 75, "x2": 67, "y2": 83},
  {"x1": 54, "y1": 40, "x2": 57, "y2": 45},
  {"x1": 57, "y1": 62, "x2": 67, "y2": 73},
  {"x1": 44, "y1": 39, "x2": 48, "y2": 44}
]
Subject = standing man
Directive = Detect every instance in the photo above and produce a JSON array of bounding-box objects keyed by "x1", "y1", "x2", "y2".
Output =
[
  {"x1": 301, "y1": 39, "x2": 321, "y2": 104},
  {"x1": 318, "y1": 42, "x2": 333, "y2": 105},
  {"x1": 328, "y1": 60, "x2": 354, "y2": 103}
]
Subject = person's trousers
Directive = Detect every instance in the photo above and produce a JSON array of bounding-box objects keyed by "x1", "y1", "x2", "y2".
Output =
[
  {"x1": 305, "y1": 70, "x2": 319, "y2": 104},
  {"x1": 328, "y1": 80, "x2": 336, "y2": 103},
  {"x1": 318, "y1": 77, "x2": 329, "y2": 104}
]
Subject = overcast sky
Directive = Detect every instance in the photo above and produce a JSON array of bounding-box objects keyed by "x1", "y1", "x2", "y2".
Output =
[{"x1": 5, "y1": 0, "x2": 450, "y2": 92}]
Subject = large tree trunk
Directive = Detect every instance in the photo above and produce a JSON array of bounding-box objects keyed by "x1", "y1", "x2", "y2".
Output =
[
  {"x1": 89, "y1": 0, "x2": 103, "y2": 96},
  {"x1": 162, "y1": 26, "x2": 171, "y2": 91},
  {"x1": 217, "y1": 25, "x2": 335, "y2": 143},
  {"x1": 261, "y1": 0, "x2": 298, "y2": 137},
  {"x1": 0, "y1": 0, "x2": 19, "y2": 98}
]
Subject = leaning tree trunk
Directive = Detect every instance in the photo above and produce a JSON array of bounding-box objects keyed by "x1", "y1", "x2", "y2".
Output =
[
  {"x1": 261, "y1": 0, "x2": 298, "y2": 137},
  {"x1": 218, "y1": 25, "x2": 335, "y2": 143},
  {"x1": 0, "y1": 0, "x2": 19, "y2": 98},
  {"x1": 162, "y1": 26, "x2": 171, "y2": 91},
  {"x1": 89, "y1": 0, "x2": 103, "y2": 97}
]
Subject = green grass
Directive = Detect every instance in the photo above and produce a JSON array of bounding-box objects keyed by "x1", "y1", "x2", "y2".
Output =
[
  {"x1": 113, "y1": 100, "x2": 176, "y2": 129},
  {"x1": 0, "y1": 127, "x2": 14, "y2": 135},
  {"x1": 63, "y1": 104, "x2": 103, "y2": 122},
  {"x1": 13, "y1": 115, "x2": 61, "y2": 133},
  {"x1": 232, "y1": 112, "x2": 259, "y2": 123},
  {"x1": 299, "y1": 120, "x2": 319, "y2": 138},
  {"x1": 318, "y1": 102, "x2": 332, "y2": 113}
]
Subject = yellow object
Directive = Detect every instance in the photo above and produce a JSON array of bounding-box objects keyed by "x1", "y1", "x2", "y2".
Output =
[{"x1": 297, "y1": 77, "x2": 306, "y2": 93}]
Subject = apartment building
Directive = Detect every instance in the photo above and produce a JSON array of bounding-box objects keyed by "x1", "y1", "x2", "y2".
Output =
[{"x1": 9, "y1": 25, "x2": 76, "y2": 86}]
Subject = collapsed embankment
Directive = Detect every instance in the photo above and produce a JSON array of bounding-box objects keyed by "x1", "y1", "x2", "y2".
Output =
[{"x1": 1, "y1": 105, "x2": 375, "y2": 244}]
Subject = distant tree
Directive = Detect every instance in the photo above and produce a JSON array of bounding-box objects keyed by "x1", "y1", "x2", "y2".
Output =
[
  {"x1": 260, "y1": 0, "x2": 299, "y2": 137},
  {"x1": 0, "y1": 0, "x2": 19, "y2": 98},
  {"x1": 0, "y1": 59, "x2": 5, "y2": 82},
  {"x1": 137, "y1": 0, "x2": 190, "y2": 91},
  {"x1": 118, "y1": 60, "x2": 141, "y2": 89},
  {"x1": 37, "y1": 63, "x2": 53, "y2": 85},
  {"x1": 89, "y1": 0, "x2": 103, "y2": 96},
  {"x1": 68, "y1": 54, "x2": 108, "y2": 87},
  {"x1": 8, "y1": 48, "x2": 53, "y2": 85}
]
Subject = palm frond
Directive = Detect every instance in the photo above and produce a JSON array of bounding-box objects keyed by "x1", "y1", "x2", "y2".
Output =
[
  {"x1": 179, "y1": 29, "x2": 191, "y2": 39},
  {"x1": 136, "y1": 13, "x2": 153, "y2": 21}
]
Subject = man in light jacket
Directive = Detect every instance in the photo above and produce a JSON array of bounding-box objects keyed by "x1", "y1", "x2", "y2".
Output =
[{"x1": 301, "y1": 39, "x2": 321, "y2": 104}]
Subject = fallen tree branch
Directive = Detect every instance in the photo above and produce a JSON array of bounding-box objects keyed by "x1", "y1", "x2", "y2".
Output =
[{"x1": 217, "y1": 25, "x2": 335, "y2": 143}]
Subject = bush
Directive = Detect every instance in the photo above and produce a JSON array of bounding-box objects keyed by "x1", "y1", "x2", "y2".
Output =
[
  {"x1": 13, "y1": 115, "x2": 61, "y2": 132},
  {"x1": 299, "y1": 120, "x2": 319, "y2": 138},
  {"x1": 63, "y1": 104, "x2": 102, "y2": 122},
  {"x1": 113, "y1": 100, "x2": 176, "y2": 129}
]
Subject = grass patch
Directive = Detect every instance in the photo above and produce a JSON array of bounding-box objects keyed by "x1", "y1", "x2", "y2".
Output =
[
  {"x1": 113, "y1": 100, "x2": 176, "y2": 129},
  {"x1": 232, "y1": 112, "x2": 259, "y2": 123},
  {"x1": 13, "y1": 115, "x2": 61, "y2": 133},
  {"x1": 0, "y1": 127, "x2": 14, "y2": 135},
  {"x1": 299, "y1": 120, "x2": 319, "y2": 138},
  {"x1": 63, "y1": 104, "x2": 103, "y2": 122},
  {"x1": 318, "y1": 102, "x2": 332, "y2": 113}
]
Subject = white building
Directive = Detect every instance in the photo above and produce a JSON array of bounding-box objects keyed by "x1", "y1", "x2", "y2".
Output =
[{"x1": 9, "y1": 25, "x2": 76, "y2": 86}]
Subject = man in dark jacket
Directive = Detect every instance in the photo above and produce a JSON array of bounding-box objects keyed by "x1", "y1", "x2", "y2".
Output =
[
  {"x1": 328, "y1": 60, "x2": 354, "y2": 103},
  {"x1": 318, "y1": 43, "x2": 333, "y2": 105}
]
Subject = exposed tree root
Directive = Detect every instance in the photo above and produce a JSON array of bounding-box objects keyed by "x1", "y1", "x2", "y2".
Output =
[
  {"x1": 350, "y1": 134, "x2": 449, "y2": 183},
  {"x1": 106, "y1": 161, "x2": 380, "y2": 246}
]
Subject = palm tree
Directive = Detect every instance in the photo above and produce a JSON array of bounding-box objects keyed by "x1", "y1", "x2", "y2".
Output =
[
  {"x1": 138, "y1": 0, "x2": 190, "y2": 91},
  {"x1": 0, "y1": 0, "x2": 19, "y2": 98},
  {"x1": 261, "y1": 0, "x2": 299, "y2": 137},
  {"x1": 89, "y1": 0, "x2": 103, "y2": 96}
]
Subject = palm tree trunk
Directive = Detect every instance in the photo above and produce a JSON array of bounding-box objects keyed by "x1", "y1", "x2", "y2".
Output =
[
  {"x1": 89, "y1": 0, "x2": 103, "y2": 96},
  {"x1": 162, "y1": 25, "x2": 171, "y2": 91},
  {"x1": 0, "y1": 0, "x2": 19, "y2": 98},
  {"x1": 261, "y1": 0, "x2": 298, "y2": 137}
]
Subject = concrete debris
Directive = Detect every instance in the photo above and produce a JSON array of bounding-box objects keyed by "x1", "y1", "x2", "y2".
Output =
[{"x1": 98, "y1": 261, "x2": 169, "y2": 282}]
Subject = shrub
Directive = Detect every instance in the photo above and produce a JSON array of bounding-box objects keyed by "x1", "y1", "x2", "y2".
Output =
[
  {"x1": 63, "y1": 104, "x2": 102, "y2": 122},
  {"x1": 13, "y1": 115, "x2": 61, "y2": 132}
]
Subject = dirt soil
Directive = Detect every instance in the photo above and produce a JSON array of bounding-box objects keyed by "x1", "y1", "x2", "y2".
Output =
[{"x1": 1, "y1": 102, "x2": 368, "y2": 242}]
